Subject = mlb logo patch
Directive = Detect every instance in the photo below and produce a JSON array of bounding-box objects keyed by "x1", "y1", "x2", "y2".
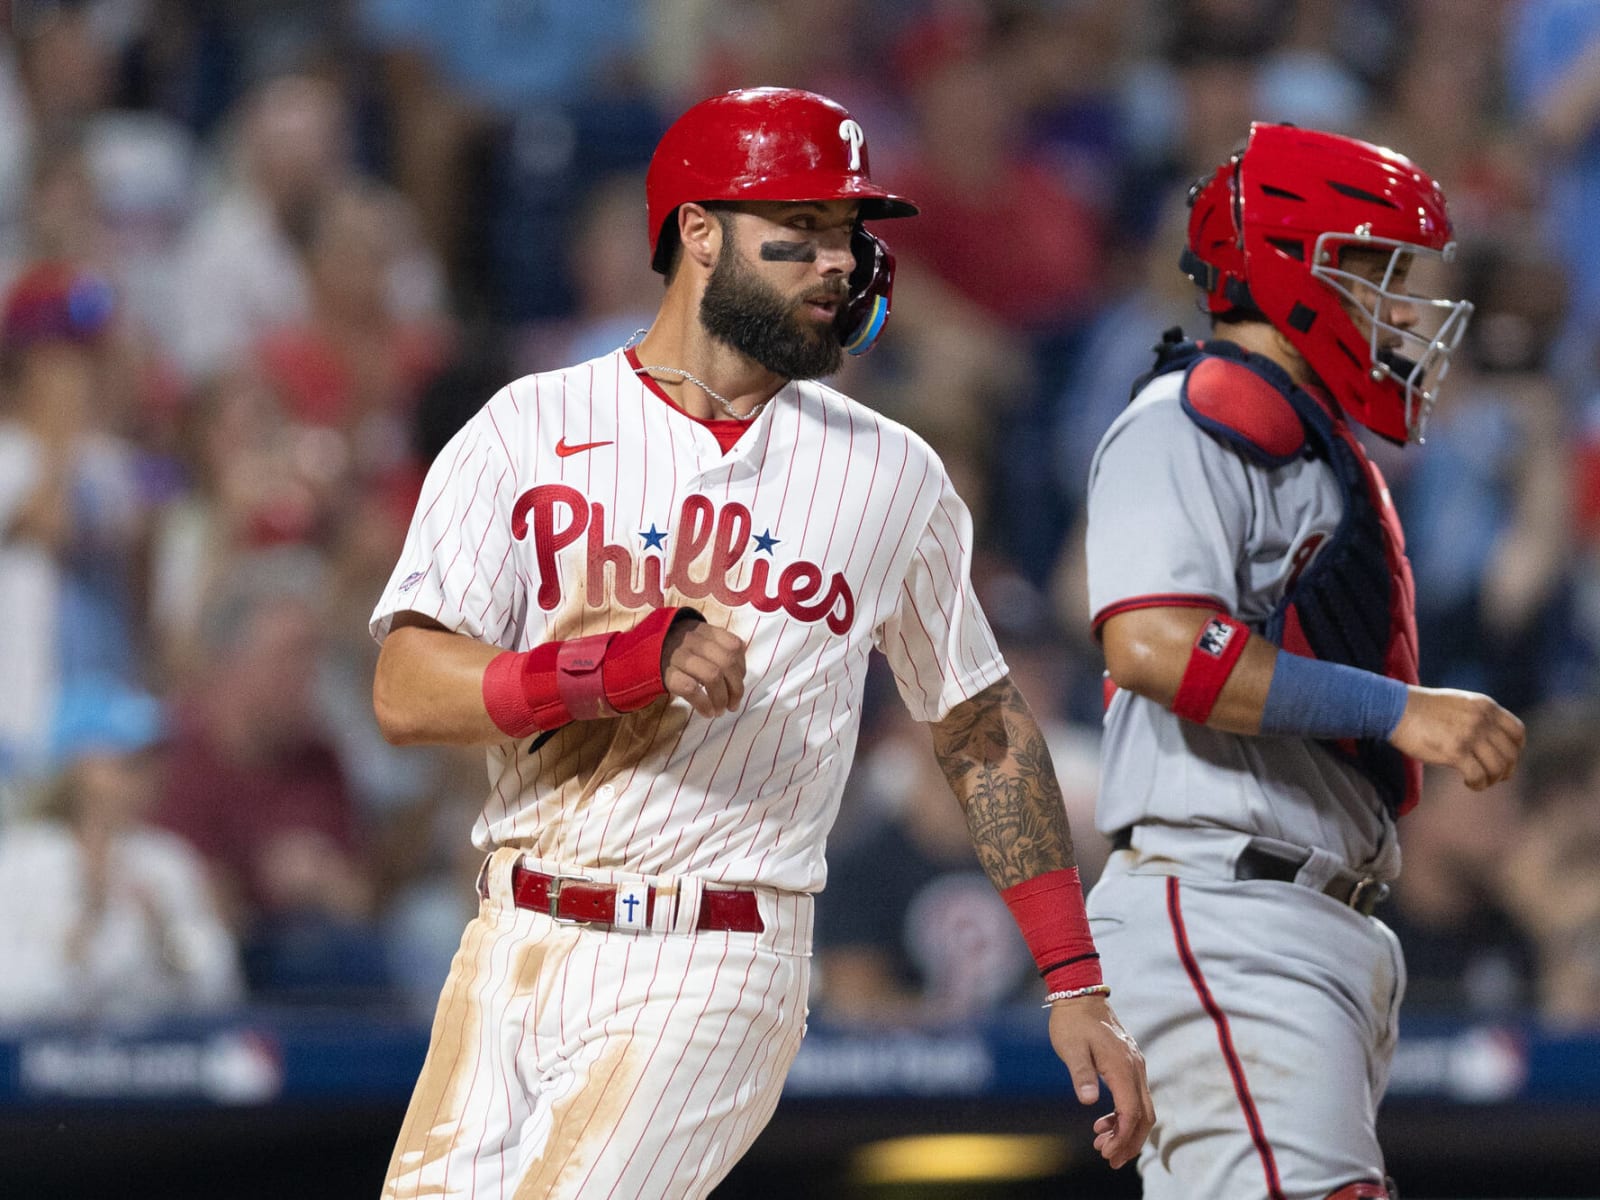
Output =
[{"x1": 1197, "y1": 618, "x2": 1235, "y2": 658}]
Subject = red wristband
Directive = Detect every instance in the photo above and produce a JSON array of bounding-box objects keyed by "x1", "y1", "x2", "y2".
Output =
[
  {"x1": 557, "y1": 633, "x2": 619, "y2": 720},
  {"x1": 480, "y1": 607, "x2": 700, "y2": 738},
  {"x1": 602, "y1": 606, "x2": 688, "y2": 711},
  {"x1": 483, "y1": 643, "x2": 565, "y2": 737},
  {"x1": 1172, "y1": 612, "x2": 1250, "y2": 724},
  {"x1": 1000, "y1": 868, "x2": 1102, "y2": 993}
]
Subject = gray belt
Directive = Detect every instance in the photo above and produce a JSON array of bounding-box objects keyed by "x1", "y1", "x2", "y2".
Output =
[{"x1": 1110, "y1": 829, "x2": 1390, "y2": 916}]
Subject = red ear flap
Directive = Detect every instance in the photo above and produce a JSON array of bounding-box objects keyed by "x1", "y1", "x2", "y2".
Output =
[{"x1": 840, "y1": 226, "x2": 895, "y2": 356}]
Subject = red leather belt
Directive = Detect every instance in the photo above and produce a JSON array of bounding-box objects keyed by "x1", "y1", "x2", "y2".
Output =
[{"x1": 509, "y1": 864, "x2": 765, "y2": 933}]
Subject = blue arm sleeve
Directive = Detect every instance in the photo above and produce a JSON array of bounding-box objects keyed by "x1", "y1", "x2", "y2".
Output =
[{"x1": 1260, "y1": 652, "x2": 1409, "y2": 741}]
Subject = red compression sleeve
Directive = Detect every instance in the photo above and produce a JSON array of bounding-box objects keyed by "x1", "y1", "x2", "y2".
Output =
[
  {"x1": 1000, "y1": 868, "x2": 1102, "y2": 992},
  {"x1": 1171, "y1": 612, "x2": 1250, "y2": 724},
  {"x1": 481, "y1": 607, "x2": 701, "y2": 738}
]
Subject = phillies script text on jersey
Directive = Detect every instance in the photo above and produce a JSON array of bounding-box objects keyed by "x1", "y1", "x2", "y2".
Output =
[{"x1": 511, "y1": 484, "x2": 856, "y2": 633}]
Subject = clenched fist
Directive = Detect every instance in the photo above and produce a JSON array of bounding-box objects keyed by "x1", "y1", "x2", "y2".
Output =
[
  {"x1": 1388, "y1": 686, "x2": 1525, "y2": 790},
  {"x1": 661, "y1": 619, "x2": 748, "y2": 718}
]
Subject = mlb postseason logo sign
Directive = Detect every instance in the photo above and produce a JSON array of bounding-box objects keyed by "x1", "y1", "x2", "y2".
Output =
[{"x1": 1197, "y1": 617, "x2": 1236, "y2": 658}]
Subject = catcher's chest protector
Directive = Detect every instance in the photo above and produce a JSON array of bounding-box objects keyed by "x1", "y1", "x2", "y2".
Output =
[{"x1": 1146, "y1": 336, "x2": 1421, "y2": 815}]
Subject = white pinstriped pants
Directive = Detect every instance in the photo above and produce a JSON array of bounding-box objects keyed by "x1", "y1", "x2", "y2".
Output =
[{"x1": 382, "y1": 849, "x2": 813, "y2": 1200}]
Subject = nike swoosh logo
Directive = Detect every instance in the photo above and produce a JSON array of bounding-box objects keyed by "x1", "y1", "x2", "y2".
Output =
[{"x1": 555, "y1": 438, "x2": 614, "y2": 458}]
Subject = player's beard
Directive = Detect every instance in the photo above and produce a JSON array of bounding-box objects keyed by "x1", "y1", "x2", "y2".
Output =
[{"x1": 699, "y1": 244, "x2": 845, "y2": 380}]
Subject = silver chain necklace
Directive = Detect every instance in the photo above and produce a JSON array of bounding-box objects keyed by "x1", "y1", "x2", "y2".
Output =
[{"x1": 635, "y1": 364, "x2": 768, "y2": 422}]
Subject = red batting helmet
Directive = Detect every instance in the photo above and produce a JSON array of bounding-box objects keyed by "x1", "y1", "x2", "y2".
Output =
[
  {"x1": 1183, "y1": 123, "x2": 1474, "y2": 443},
  {"x1": 646, "y1": 87, "x2": 917, "y2": 273}
]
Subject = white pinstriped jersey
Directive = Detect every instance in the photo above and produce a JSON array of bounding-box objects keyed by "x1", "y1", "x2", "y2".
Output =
[{"x1": 371, "y1": 347, "x2": 1005, "y2": 894}]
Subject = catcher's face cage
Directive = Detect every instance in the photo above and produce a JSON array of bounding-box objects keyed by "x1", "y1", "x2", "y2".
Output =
[
  {"x1": 1310, "y1": 231, "x2": 1475, "y2": 443},
  {"x1": 1183, "y1": 123, "x2": 1468, "y2": 444}
]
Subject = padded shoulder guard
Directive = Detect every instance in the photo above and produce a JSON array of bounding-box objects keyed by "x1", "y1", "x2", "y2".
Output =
[{"x1": 1180, "y1": 350, "x2": 1310, "y2": 467}]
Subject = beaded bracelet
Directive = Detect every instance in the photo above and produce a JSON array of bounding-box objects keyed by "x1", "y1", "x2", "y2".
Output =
[{"x1": 1041, "y1": 983, "x2": 1112, "y2": 1007}]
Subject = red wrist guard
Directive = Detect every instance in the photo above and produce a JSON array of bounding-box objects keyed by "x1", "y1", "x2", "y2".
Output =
[
  {"x1": 1172, "y1": 612, "x2": 1249, "y2": 724},
  {"x1": 1000, "y1": 868, "x2": 1102, "y2": 993},
  {"x1": 482, "y1": 607, "x2": 699, "y2": 737}
]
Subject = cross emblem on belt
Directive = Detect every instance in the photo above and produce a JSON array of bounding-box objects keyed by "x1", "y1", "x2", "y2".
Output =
[{"x1": 613, "y1": 882, "x2": 651, "y2": 931}]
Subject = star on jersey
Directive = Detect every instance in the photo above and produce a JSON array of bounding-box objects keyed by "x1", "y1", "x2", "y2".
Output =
[
  {"x1": 639, "y1": 524, "x2": 667, "y2": 551},
  {"x1": 752, "y1": 528, "x2": 781, "y2": 555}
]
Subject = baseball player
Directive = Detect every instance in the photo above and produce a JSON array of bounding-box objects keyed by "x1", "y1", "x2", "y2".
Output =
[
  {"x1": 1083, "y1": 123, "x2": 1526, "y2": 1200},
  {"x1": 370, "y1": 87, "x2": 1153, "y2": 1199}
]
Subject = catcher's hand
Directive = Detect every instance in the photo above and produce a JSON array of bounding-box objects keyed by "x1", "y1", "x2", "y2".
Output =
[
  {"x1": 1388, "y1": 686, "x2": 1524, "y2": 790},
  {"x1": 1048, "y1": 994, "x2": 1155, "y2": 1170}
]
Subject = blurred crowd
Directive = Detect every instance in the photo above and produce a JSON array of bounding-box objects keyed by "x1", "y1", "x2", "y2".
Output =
[{"x1": 0, "y1": 0, "x2": 1597, "y2": 1034}]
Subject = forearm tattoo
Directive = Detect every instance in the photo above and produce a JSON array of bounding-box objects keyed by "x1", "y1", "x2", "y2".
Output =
[{"x1": 930, "y1": 675, "x2": 1076, "y2": 888}]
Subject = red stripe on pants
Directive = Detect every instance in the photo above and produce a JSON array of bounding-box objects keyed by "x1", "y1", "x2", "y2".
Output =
[{"x1": 1165, "y1": 876, "x2": 1287, "y2": 1200}]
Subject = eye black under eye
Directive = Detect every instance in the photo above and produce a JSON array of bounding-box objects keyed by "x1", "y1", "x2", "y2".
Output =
[{"x1": 760, "y1": 240, "x2": 818, "y2": 263}]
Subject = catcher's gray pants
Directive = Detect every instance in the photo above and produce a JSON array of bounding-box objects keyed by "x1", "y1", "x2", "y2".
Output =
[{"x1": 1089, "y1": 842, "x2": 1404, "y2": 1200}]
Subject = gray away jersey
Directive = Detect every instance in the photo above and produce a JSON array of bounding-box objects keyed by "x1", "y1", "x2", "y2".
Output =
[{"x1": 1085, "y1": 369, "x2": 1397, "y2": 870}]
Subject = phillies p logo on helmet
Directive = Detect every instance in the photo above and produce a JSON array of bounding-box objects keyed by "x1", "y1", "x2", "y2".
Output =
[{"x1": 838, "y1": 119, "x2": 865, "y2": 171}]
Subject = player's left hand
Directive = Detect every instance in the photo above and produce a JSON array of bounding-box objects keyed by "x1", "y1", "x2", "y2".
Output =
[{"x1": 1047, "y1": 994, "x2": 1154, "y2": 1170}]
